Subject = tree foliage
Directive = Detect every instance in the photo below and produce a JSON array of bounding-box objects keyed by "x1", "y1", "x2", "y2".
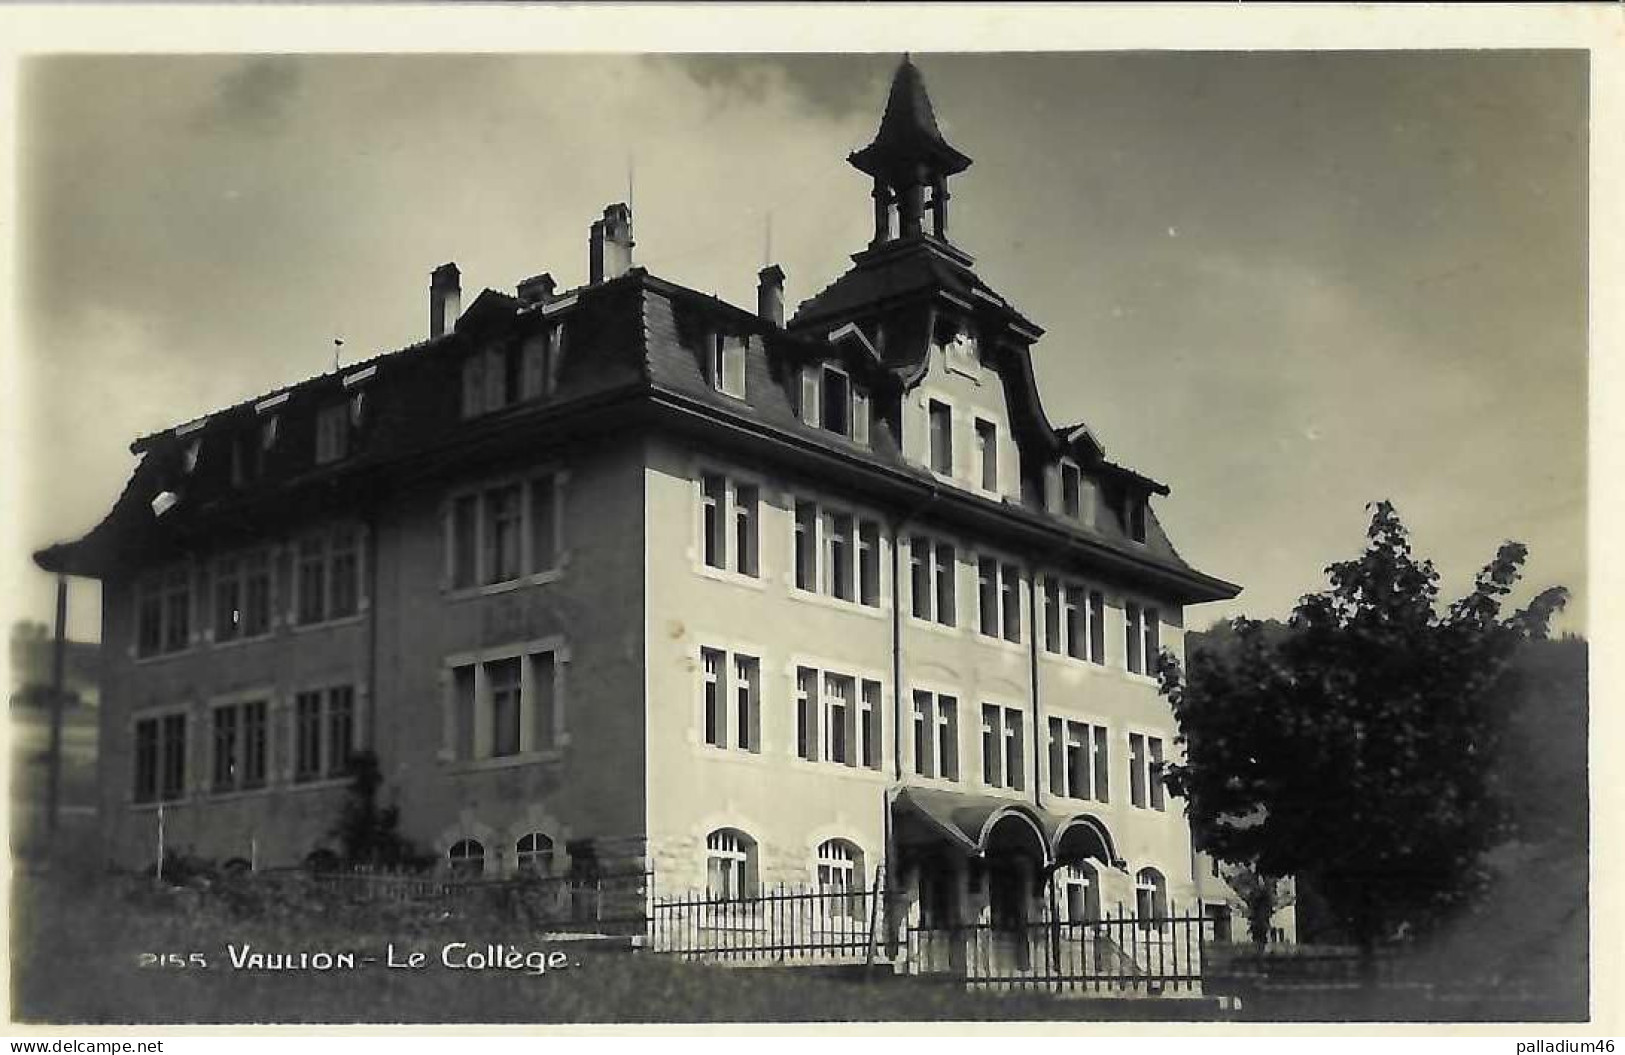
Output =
[
  {"x1": 1160, "y1": 501, "x2": 1566, "y2": 949},
  {"x1": 328, "y1": 750, "x2": 427, "y2": 869}
]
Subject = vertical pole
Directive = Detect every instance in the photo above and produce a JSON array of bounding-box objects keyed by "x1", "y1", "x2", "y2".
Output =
[
  {"x1": 44, "y1": 574, "x2": 68, "y2": 839},
  {"x1": 156, "y1": 803, "x2": 166, "y2": 882}
]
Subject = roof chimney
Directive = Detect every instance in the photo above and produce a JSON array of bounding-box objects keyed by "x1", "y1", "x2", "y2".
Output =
[
  {"x1": 757, "y1": 265, "x2": 786, "y2": 328},
  {"x1": 589, "y1": 203, "x2": 634, "y2": 284},
  {"x1": 430, "y1": 262, "x2": 461, "y2": 338},
  {"x1": 517, "y1": 272, "x2": 558, "y2": 305}
]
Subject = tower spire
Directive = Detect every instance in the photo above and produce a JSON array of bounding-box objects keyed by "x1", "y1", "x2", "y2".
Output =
[{"x1": 849, "y1": 56, "x2": 971, "y2": 247}]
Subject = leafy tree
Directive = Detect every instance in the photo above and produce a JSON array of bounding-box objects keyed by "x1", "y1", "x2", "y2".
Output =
[
  {"x1": 1220, "y1": 863, "x2": 1296, "y2": 948},
  {"x1": 1159, "y1": 501, "x2": 1566, "y2": 962},
  {"x1": 327, "y1": 750, "x2": 426, "y2": 869}
]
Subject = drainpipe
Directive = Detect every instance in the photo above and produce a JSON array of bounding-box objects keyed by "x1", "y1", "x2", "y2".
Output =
[
  {"x1": 1027, "y1": 556, "x2": 1043, "y2": 815},
  {"x1": 365, "y1": 512, "x2": 381, "y2": 787},
  {"x1": 44, "y1": 574, "x2": 68, "y2": 840}
]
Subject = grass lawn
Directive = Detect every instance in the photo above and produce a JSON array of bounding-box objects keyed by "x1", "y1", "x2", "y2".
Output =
[{"x1": 11, "y1": 864, "x2": 1224, "y2": 1025}]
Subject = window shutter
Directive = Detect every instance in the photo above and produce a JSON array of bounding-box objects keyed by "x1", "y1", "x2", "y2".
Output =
[
  {"x1": 852, "y1": 390, "x2": 870, "y2": 445},
  {"x1": 1043, "y1": 463, "x2": 1062, "y2": 514},
  {"x1": 799, "y1": 367, "x2": 819, "y2": 425},
  {"x1": 521, "y1": 333, "x2": 548, "y2": 400},
  {"x1": 725, "y1": 337, "x2": 747, "y2": 397},
  {"x1": 461, "y1": 355, "x2": 484, "y2": 418}
]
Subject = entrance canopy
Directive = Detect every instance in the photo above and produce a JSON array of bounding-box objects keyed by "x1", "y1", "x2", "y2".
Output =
[{"x1": 892, "y1": 787, "x2": 1122, "y2": 868}]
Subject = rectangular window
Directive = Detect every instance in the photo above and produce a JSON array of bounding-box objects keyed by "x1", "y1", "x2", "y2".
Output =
[
  {"x1": 796, "y1": 666, "x2": 817, "y2": 762},
  {"x1": 928, "y1": 400, "x2": 953, "y2": 474},
  {"x1": 860, "y1": 679, "x2": 881, "y2": 769},
  {"x1": 712, "y1": 335, "x2": 747, "y2": 399},
  {"x1": 1128, "y1": 498, "x2": 1148, "y2": 543},
  {"x1": 315, "y1": 403, "x2": 349, "y2": 464},
  {"x1": 734, "y1": 655, "x2": 759, "y2": 752},
  {"x1": 1143, "y1": 607, "x2": 1162, "y2": 676},
  {"x1": 1004, "y1": 709, "x2": 1025, "y2": 792},
  {"x1": 485, "y1": 485, "x2": 523, "y2": 585},
  {"x1": 826, "y1": 513, "x2": 853, "y2": 601},
  {"x1": 1001, "y1": 563, "x2": 1021, "y2": 642},
  {"x1": 162, "y1": 567, "x2": 190, "y2": 653},
  {"x1": 938, "y1": 696, "x2": 960, "y2": 781},
  {"x1": 327, "y1": 686, "x2": 355, "y2": 775},
  {"x1": 858, "y1": 521, "x2": 880, "y2": 607},
  {"x1": 1064, "y1": 584, "x2": 1085, "y2": 659},
  {"x1": 1089, "y1": 590, "x2": 1107, "y2": 664},
  {"x1": 530, "y1": 653, "x2": 558, "y2": 752},
  {"x1": 214, "y1": 557, "x2": 242, "y2": 643},
  {"x1": 912, "y1": 691, "x2": 932, "y2": 778},
  {"x1": 489, "y1": 657, "x2": 522, "y2": 758},
  {"x1": 295, "y1": 528, "x2": 362, "y2": 625},
  {"x1": 297, "y1": 536, "x2": 327, "y2": 625},
  {"x1": 910, "y1": 537, "x2": 931, "y2": 620},
  {"x1": 1043, "y1": 577, "x2": 1061, "y2": 653},
  {"x1": 702, "y1": 648, "x2": 724, "y2": 748},
  {"x1": 1093, "y1": 724, "x2": 1111, "y2": 803},
  {"x1": 295, "y1": 686, "x2": 355, "y2": 781},
  {"x1": 794, "y1": 501, "x2": 817, "y2": 591},
  {"x1": 446, "y1": 648, "x2": 564, "y2": 763},
  {"x1": 1065, "y1": 722, "x2": 1087, "y2": 799},
  {"x1": 934, "y1": 543, "x2": 956, "y2": 626},
  {"x1": 978, "y1": 557, "x2": 998, "y2": 637},
  {"x1": 137, "y1": 566, "x2": 194, "y2": 657},
  {"x1": 821, "y1": 367, "x2": 850, "y2": 437},
  {"x1": 734, "y1": 484, "x2": 759, "y2": 577},
  {"x1": 1061, "y1": 462, "x2": 1082, "y2": 519},
  {"x1": 975, "y1": 419, "x2": 998, "y2": 491},
  {"x1": 1125, "y1": 603, "x2": 1144, "y2": 674},
  {"x1": 981, "y1": 703, "x2": 1001, "y2": 788},
  {"x1": 160, "y1": 713, "x2": 187, "y2": 801},
  {"x1": 329, "y1": 532, "x2": 359, "y2": 618},
  {"x1": 1048, "y1": 717, "x2": 1065, "y2": 797},
  {"x1": 448, "y1": 476, "x2": 563, "y2": 590},
  {"x1": 1149, "y1": 736, "x2": 1166, "y2": 811},
  {"x1": 211, "y1": 699, "x2": 268, "y2": 793},
  {"x1": 824, "y1": 673, "x2": 854, "y2": 765},
  {"x1": 243, "y1": 552, "x2": 272, "y2": 637},
  {"x1": 136, "y1": 713, "x2": 187, "y2": 803},
  {"x1": 1129, "y1": 732, "x2": 1147, "y2": 808},
  {"x1": 702, "y1": 474, "x2": 726, "y2": 570},
  {"x1": 912, "y1": 690, "x2": 959, "y2": 780}
]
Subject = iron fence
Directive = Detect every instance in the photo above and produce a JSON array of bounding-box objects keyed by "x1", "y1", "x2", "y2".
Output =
[
  {"x1": 648, "y1": 882, "x2": 885, "y2": 964},
  {"x1": 908, "y1": 904, "x2": 1207, "y2": 995}
]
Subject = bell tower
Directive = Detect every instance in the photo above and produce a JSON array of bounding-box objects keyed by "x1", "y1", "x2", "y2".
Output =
[{"x1": 848, "y1": 56, "x2": 972, "y2": 248}]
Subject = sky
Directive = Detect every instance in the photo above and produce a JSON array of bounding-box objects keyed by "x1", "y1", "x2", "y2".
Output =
[{"x1": 10, "y1": 49, "x2": 1588, "y2": 642}]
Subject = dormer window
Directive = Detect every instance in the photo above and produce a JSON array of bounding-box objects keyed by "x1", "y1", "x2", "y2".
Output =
[
  {"x1": 709, "y1": 334, "x2": 747, "y2": 399},
  {"x1": 315, "y1": 403, "x2": 349, "y2": 465},
  {"x1": 1126, "y1": 495, "x2": 1148, "y2": 543},
  {"x1": 799, "y1": 363, "x2": 870, "y2": 444},
  {"x1": 928, "y1": 400, "x2": 953, "y2": 474},
  {"x1": 461, "y1": 324, "x2": 562, "y2": 419}
]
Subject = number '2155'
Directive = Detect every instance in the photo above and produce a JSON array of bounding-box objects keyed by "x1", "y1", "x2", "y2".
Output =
[{"x1": 137, "y1": 952, "x2": 208, "y2": 969}]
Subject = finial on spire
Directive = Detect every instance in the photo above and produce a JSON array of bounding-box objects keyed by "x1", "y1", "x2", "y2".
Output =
[{"x1": 849, "y1": 55, "x2": 970, "y2": 247}]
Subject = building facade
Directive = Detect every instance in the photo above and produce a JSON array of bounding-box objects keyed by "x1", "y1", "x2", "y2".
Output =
[{"x1": 39, "y1": 59, "x2": 1240, "y2": 935}]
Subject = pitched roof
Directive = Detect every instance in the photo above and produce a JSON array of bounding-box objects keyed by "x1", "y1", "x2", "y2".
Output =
[
  {"x1": 849, "y1": 57, "x2": 972, "y2": 181},
  {"x1": 789, "y1": 236, "x2": 1039, "y2": 339}
]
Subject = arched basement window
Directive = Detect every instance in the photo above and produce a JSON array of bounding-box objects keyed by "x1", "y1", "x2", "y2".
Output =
[
  {"x1": 705, "y1": 828, "x2": 756, "y2": 900},
  {"x1": 448, "y1": 838, "x2": 485, "y2": 880},
  {"x1": 515, "y1": 832, "x2": 555, "y2": 876},
  {"x1": 1135, "y1": 866, "x2": 1168, "y2": 929}
]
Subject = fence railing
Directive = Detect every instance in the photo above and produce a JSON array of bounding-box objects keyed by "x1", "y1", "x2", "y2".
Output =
[
  {"x1": 908, "y1": 908, "x2": 1206, "y2": 995},
  {"x1": 648, "y1": 883, "x2": 884, "y2": 964}
]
